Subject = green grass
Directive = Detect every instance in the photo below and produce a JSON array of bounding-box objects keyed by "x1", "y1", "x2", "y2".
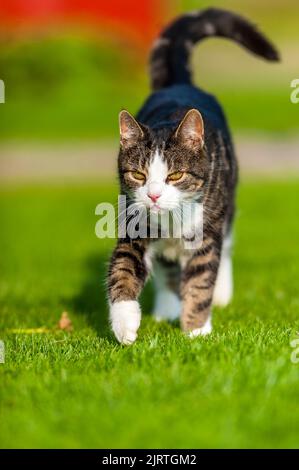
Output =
[{"x1": 0, "y1": 180, "x2": 299, "y2": 448}]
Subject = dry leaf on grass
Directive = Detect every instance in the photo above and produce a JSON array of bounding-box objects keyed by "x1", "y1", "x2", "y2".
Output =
[
  {"x1": 57, "y1": 312, "x2": 73, "y2": 332},
  {"x1": 6, "y1": 312, "x2": 74, "y2": 334}
]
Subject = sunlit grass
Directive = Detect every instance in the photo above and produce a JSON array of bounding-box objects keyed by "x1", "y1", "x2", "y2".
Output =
[{"x1": 0, "y1": 180, "x2": 298, "y2": 448}]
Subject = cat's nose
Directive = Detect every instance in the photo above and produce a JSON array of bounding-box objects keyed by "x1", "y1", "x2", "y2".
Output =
[{"x1": 148, "y1": 192, "x2": 161, "y2": 203}]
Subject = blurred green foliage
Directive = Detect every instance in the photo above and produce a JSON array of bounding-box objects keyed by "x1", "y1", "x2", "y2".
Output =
[
  {"x1": 0, "y1": 37, "x2": 147, "y2": 140},
  {"x1": 0, "y1": 0, "x2": 298, "y2": 140}
]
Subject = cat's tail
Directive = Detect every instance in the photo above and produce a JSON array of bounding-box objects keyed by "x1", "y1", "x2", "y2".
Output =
[{"x1": 149, "y1": 8, "x2": 279, "y2": 91}]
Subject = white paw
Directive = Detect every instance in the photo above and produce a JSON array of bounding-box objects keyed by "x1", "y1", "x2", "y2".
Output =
[
  {"x1": 189, "y1": 317, "x2": 212, "y2": 338},
  {"x1": 110, "y1": 301, "x2": 141, "y2": 345},
  {"x1": 213, "y1": 282, "x2": 232, "y2": 307},
  {"x1": 153, "y1": 290, "x2": 181, "y2": 322},
  {"x1": 213, "y1": 243, "x2": 233, "y2": 307}
]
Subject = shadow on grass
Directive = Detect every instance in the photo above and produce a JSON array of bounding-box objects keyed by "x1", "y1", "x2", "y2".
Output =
[
  {"x1": 69, "y1": 252, "x2": 155, "y2": 340},
  {"x1": 69, "y1": 252, "x2": 109, "y2": 339}
]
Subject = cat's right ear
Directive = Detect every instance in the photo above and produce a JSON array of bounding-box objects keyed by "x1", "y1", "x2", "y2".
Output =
[
  {"x1": 119, "y1": 110, "x2": 144, "y2": 148},
  {"x1": 175, "y1": 109, "x2": 204, "y2": 151}
]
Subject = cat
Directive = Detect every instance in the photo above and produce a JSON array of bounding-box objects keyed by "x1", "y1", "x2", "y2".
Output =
[{"x1": 107, "y1": 7, "x2": 279, "y2": 344}]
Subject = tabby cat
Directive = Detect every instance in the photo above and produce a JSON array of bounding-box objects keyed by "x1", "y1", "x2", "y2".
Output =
[{"x1": 107, "y1": 8, "x2": 279, "y2": 344}]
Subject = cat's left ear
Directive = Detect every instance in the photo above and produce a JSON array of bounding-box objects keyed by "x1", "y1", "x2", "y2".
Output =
[
  {"x1": 119, "y1": 110, "x2": 144, "y2": 147},
  {"x1": 175, "y1": 109, "x2": 204, "y2": 150}
]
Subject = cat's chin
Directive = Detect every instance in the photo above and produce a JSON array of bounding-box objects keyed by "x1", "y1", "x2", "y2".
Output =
[
  {"x1": 149, "y1": 205, "x2": 164, "y2": 214},
  {"x1": 150, "y1": 208, "x2": 174, "y2": 218}
]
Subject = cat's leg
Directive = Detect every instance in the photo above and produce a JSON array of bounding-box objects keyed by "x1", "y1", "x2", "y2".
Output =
[
  {"x1": 180, "y1": 237, "x2": 220, "y2": 337},
  {"x1": 152, "y1": 258, "x2": 181, "y2": 322},
  {"x1": 108, "y1": 240, "x2": 148, "y2": 345},
  {"x1": 213, "y1": 233, "x2": 233, "y2": 307}
]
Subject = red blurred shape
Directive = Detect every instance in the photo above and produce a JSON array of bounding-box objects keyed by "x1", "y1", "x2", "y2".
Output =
[{"x1": 0, "y1": 0, "x2": 171, "y2": 47}]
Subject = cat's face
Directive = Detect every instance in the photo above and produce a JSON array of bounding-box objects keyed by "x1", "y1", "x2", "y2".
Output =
[{"x1": 118, "y1": 109, "x2": 208, "y2": 214}]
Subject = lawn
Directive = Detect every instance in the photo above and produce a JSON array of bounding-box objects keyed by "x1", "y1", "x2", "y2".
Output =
[{"x1": 0, "y1": 179, "x2": 299, "y2": 448}]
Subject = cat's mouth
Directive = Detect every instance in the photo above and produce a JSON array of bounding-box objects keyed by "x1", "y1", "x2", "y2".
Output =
[
  {"x1": 148, "y1": 202, "x2": 180, "y2": 215},
  {"x1": 149, "y1": 203, "x2": 172, "y2": 215},
  {"x1": 150, "y1": 203, "x2": 162, "y2": 214}
]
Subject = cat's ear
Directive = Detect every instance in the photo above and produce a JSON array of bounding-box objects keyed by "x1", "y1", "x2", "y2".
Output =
[
  {"x1": 175, "y1": 109, "x2": 204, "y2": 150},
  {"x1": 119, "y1": 110, "x2": 144, "y2": 147}
]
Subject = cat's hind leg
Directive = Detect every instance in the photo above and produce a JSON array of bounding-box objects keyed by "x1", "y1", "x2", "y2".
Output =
[
  {"x1": 180, "y1": 236, "x2": 220, "y2": 336},
  {"x1": 213, "y1": 233, "x2": 233, "y2": 307},
  {"x1": 152, "y1": 258, "x2": 181, "y2": 322}
]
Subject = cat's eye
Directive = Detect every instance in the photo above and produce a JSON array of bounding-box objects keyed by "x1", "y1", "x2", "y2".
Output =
[
  {"x1": 167, "y1": 171, "x2": 184, "y2": 182},
  {"x1": 131, "y1": 171, "x2": 146, "y2": 181}
]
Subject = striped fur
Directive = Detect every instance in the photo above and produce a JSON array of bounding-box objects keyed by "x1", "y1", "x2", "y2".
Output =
[{"x1": 107, "y1": 8, "x2": 279, "y2": 343}]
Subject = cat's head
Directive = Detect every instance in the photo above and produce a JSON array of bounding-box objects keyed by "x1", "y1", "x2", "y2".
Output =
[{"x1": 118, "y1": 109, "x2": 208, "y2": 213}]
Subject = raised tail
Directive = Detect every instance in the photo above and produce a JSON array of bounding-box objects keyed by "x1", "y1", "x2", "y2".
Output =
[{"x1": 149, "y1": 8, "x2": 279, "y2": 91}]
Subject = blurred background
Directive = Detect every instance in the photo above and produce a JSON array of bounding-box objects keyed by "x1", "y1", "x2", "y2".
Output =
[{"x1": 0, "y1": 0, "x2": 298, "y2": 180}]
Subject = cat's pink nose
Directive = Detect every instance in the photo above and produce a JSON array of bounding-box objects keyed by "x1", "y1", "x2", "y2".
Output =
[{"x1": 148, "y1": 192, "x2": 161, "y2": 203}]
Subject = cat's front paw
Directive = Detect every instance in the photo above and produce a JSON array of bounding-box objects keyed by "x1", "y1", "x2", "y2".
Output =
[
  {"x1": 188, "y1": 317, "x2": 212, "y2": 338},
  {"x1": 109, "y1": 300, "x2": 141, "y2": 345}
]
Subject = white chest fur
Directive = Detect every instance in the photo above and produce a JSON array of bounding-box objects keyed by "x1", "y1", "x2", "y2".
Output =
[{"x1": 145, "y1": 238, "x2": 196, "y2": 270}]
